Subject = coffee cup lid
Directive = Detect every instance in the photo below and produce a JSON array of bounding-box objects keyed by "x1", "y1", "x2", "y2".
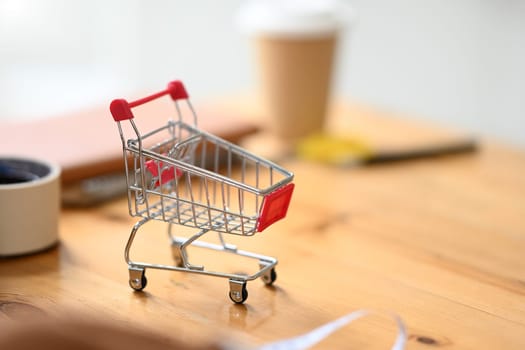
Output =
[{"x1": 237, "y1": 0, "x2": 354, "y2": 38}]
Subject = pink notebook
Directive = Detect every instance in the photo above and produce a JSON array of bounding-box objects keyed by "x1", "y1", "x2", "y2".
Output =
[{"x1": 1, "y1": 101, "x2": 257, "y2": 184}]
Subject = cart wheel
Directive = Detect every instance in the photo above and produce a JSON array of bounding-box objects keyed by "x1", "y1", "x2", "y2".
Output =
[
  {"x1": 174, "y1": 256, "x2": 184, "y2": 268},
  {"x1": 171, "y1": 243, "x2": 184, "y2": 267},
  {"x1": 229, "y1": 282, "x2": 248, "y2": 304},
  {"x1": 129, "y1": 274, "x2": 147, "y2": 291},
  {"x1": 262, "y1": 268, "x2": 277, "y2": 286}
]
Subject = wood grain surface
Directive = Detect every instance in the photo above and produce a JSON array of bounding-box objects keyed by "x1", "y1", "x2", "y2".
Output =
[{"x1": 1, "y1": 102, "x2": 524, "y2": 349}]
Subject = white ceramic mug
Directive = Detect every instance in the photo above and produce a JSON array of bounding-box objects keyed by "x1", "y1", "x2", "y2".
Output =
[{"x1": 0, "y1": 157, "x2": 60, "y2": 256}]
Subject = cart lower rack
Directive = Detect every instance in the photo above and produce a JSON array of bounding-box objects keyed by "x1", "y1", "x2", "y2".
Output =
[{"x1": 110, "y1": 80, "x2": 294, "y2": 303}]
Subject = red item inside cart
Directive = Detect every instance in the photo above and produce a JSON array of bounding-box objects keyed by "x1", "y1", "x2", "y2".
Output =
[{"x1": 145, "y1": 159, "x2": 183, "y2": 187}]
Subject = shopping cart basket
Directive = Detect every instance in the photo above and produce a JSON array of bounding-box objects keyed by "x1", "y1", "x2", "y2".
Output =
[{"x1": 110, "y1": 80, "x2": 294, "y2": 303}]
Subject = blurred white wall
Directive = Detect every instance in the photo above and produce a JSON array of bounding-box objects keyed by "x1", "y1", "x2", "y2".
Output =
[
  {"x1": 1, "y1": 0, "x2": 523, "y2": 147},
  {"x1": 343, "y1": 0, "x2": 525, "y2": 147}
]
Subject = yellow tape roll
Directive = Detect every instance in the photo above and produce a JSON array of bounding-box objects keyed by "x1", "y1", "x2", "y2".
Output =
[{"x1": 296, "y1": 133, "x2": 373, "y2": 165}]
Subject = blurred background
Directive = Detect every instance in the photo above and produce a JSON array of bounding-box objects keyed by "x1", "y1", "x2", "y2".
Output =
[{"x1": 1, "y1": 0, "x2": 524, "y2": 147}]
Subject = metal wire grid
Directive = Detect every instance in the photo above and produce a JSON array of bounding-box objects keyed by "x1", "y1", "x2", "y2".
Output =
[{"x1": 121, "y1": 118, "x2": 292, "y2": 236}]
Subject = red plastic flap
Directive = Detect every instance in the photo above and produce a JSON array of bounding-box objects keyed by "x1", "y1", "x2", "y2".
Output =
[{"x1": 256, "y1": 183, "x2": 295, "y2": 232}]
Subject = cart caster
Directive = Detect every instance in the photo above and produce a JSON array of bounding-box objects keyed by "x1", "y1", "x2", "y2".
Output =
[
  {"x1": 171, "y1": 243, "x2": 184, "y2": 267},
  {"x1": 259, "y1": 261, "x2": 277, "y2": 286},
  {"x1": 229, "y1": 279, "x2": 248, "y2": 304},
  {"x1": 261, "y1": 268, "x2": 277, "y2": 286},
  {"x1": 129, "y1": 267, "x2": 147, "y2": 291}
]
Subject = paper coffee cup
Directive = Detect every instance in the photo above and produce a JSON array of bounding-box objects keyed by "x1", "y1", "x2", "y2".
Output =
[
  {"x1": 238, "y1": 0, "x2": 353, "y2": 142},
  {"x1": 0, "y1": 157, "x2": 60, "y2": 256},
  {"x1": 255, "y1": 34, "x2": 337, "y2": 139}
]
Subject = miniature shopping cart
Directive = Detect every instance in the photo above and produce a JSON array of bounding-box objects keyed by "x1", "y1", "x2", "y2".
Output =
[{"x1": 110, "y1": 80, "x2": 294, "y2": 303}]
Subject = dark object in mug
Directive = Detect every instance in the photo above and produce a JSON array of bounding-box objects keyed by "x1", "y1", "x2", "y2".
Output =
[{"x1": 0, "y1": 159, "x2": 47, "y2": 184}]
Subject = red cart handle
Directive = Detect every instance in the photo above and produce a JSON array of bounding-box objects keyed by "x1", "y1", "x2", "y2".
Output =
[{"x1": 110, "y1": 80, "x2": 188, "y2": 122}]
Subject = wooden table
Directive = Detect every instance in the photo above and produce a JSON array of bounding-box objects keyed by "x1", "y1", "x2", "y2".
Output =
[{"x1": 2, "y1": 102, "x2": 524, "y2": 349}]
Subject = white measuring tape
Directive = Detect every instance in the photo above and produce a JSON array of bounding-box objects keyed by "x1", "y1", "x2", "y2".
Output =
[{"x1": 256, "y1": 310, "x2": 407, "y2": 350}]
